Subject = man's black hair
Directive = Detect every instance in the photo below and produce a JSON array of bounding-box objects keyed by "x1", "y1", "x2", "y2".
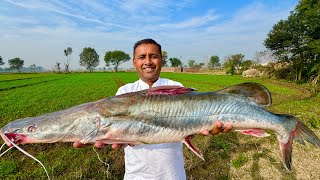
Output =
[{"x1": 133, "y1": 38, "x2": 162, "y2": 57}]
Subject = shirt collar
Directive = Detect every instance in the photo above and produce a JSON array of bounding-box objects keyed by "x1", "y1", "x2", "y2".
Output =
[{"x1": 138, "y1": 78, "x2": 161, "y2": 88}]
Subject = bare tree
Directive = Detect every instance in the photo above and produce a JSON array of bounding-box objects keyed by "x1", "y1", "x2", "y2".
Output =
[
  {"x1": 30, "y1": 64, "x2": 36, "y2": 72},
  {"x1": 64, "y1": 47, "x2": 72, "y2": 73},
  {"x1": 56, "y1": 62, "x2": 61, "y2": 73},
  {"x1": 253, "y1": 50, "x2": 277, "y2": 65}
]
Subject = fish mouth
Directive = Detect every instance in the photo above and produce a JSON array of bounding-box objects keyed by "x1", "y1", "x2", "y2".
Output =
[{"x1": 0, "y1": 132, "x2": 26, "y2": 147}]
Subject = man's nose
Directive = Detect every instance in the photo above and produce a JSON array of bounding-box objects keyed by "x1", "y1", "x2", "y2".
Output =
[{"x1": 144, "y1": 56, "x2": 152, "y2": 64}]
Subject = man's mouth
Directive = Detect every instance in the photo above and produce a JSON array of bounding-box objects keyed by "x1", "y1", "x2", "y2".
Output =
[{"x1": 142, "y1": 67, "x2": 156, "y2": 72}]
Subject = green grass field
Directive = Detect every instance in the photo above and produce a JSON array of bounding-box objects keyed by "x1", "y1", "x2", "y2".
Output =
[{"x1": 0, "y1": 72, "x2": 319, "y2": 179}]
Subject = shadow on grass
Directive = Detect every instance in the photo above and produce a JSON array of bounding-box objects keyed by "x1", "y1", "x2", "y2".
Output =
[
  {"x1": 250, "y1": 148, "x2": 297, "y2": 180},
  {"x1": 185, "y1": 132, "x2": 239, "y2": 179},
  {"x1": 185, "y1": 132, "x2": 300, "y2": 180}
]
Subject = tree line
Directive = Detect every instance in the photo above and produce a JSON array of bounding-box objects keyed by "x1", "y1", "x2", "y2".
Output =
[
  {"x1": 264, "y1": 0, "x2": 320, "y2": 83},
  {"x1": 1, "y1": 0, "x2": 318, "y2": 85}
]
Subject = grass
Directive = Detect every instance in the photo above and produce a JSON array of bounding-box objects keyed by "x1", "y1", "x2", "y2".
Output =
[
  {"x1": 0, "y1": 72, "x2": 319, "y2": 179},
  {"x1": 232, "y1": 153, "x2": 249, "y2": 168}
]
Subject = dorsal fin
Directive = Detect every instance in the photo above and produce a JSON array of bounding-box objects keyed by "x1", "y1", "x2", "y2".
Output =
[
  {"x1": 217, "y1": 82, "x2": 272, "y2": 107},
  {"x1": 147, "y1": 86, "x2": 195, "y2": 95}
]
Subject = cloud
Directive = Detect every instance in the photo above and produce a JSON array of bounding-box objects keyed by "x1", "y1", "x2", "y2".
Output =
[
  {"x1": 0, "y1": 0, "x2": 297, "y2": 70},
  {"x1": 159, "y1": 10, "x2": 219, "y2": 29}
]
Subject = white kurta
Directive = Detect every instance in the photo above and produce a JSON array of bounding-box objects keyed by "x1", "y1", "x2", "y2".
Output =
[{"x1": 116, "y1": 78, "x2": 186, "y2": 180}]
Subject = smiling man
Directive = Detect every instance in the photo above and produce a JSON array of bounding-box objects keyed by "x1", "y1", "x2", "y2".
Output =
[
  {"x1": 114, "y1": 39, "x2": 232, "y2": 180},
  {"x1": 132, "y1": 41, "x2": 163, "y2": 86},
  {"x1": 73, "y1": 38, "x2": 232, "y2": 179}
]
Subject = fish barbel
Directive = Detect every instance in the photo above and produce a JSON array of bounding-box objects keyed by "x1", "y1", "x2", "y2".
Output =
[{"x1": 1, "y1": 82, "x2": 319, "y2": 171}]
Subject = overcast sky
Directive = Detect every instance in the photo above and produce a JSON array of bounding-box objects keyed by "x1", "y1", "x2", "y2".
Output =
[{"x1": 0, "y1": 0, "x2": 298, "y2": 70}]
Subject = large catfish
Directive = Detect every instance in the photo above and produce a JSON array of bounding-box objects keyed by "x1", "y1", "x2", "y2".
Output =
[{"x1": 1, "y1": 82, "x2": 319, "y2": 171}]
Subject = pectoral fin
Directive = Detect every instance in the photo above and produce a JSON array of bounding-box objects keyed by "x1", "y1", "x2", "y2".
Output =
[
  {"x1": 235, "y1": 128, "x2": 270, "y2": 137},
  {"x1": 183, "y1": 135, "x2": 205, "y2": 161}
]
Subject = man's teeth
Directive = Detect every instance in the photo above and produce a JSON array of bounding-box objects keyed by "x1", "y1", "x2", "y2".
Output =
[{"x1": 144, "y1": 67, "x2": 154, "y2": 70}]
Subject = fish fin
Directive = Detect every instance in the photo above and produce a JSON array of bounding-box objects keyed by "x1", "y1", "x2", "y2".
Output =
[
  {"x1": 276, "y1": 115, "x2": 320, "y2": 172},
  {"x1": 217, "y1": 82, "x2": 272, "y2": 107},
  {"x1": 235, "y1": 128, "x2": 270, "y2": 137},
  {"x1": 147, "y1": 86, "x2": 196, "y2": 95},
  {"x1": 96, "y1": 139, "x2": 143, "y2": 145},
  {"x1": 183, "y1": 135, "x2": 205, "y2": 161},
  {"x1": 278, "y1": 134, "x2": 293, "y2": 172},
  {"x1": 292, "y1": 120, "x2": 320, "y2": 147}
]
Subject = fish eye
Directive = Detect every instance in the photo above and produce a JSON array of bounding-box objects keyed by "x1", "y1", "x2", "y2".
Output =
[{"x1": 27, "y1": 125, "x2": 37, "y2": 133}]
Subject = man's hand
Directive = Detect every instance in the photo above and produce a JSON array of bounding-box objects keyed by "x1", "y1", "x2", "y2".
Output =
[
  {"x1": 73, "y1": 141, "x2": 127, "y2": 149},
  {"x1": 200, "y1": 121, "x2": 232, "y2": 135},
  {"x1": 73, "y1": 141, "x2": 106, "y2": 149}
]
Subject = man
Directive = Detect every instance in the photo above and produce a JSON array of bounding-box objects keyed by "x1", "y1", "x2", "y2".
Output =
[{"x1": 74, "y1": 38, "x2": 232, "y2": 179}]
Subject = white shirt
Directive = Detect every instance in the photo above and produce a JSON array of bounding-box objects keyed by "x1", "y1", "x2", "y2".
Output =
[{"x1": 116, "y1": 78, "x2": 186, "y2": 180}]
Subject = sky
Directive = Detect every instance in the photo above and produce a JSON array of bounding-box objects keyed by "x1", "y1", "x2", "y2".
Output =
[{"x1": 0, "y1": 0, "x2": 298, "y2": 70}]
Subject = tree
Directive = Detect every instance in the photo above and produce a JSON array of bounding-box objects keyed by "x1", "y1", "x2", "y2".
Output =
[
  {"x1": 8, "y1": 57, "x2": 24, "y2": 73},
  {"x1": 252, "y1": 50, "x2": 277, "y2": 65},
  {"x1": 79, "y1": 47, "x2": 100, "y2": 72},
  {"x1": 264, "y1": 0, "x2": 320, "y2": 82},
  {"x1": 0, "y1": 56, "x2": 4, "y2": 66},
  {"x1": 169, "y1": 57, "x2": 182, "y2": 67},
  {"x1": 188, "y1": 60, "x2": 204, "y2": 68},
  {"x1": 162, "y1": 51, "x2": 168, "y2": 66},
  {"x1": 30, "y1": 64, "x2": 36, "y2": 72},
  {"x1": 223, "y1": 54, "x2": 244, "y2": 75},
  {"x1": 56, "y1": 62, "x2": 61, "y2": 73},
  {"x1": 198, "y1": 63, "x2": 205, "y2": 68},
  {"x1": 208, "y1": 55, "x2": 221, "y2": 69},
  {"x1": 309, "y1": 62, "x2": 320, "y2": 93},
  {"x1": 64, "y1": 47, "x2": 72, "y2": 73},
  {"x1": 104, "y1": 50, "x2": 130, "y2": 72},
  {"x1": 188, "y1": 60, "x2": 196, "y2": 67},
  {"x1": 241, "y1": 60, "x2": 253, "y2": 70}
]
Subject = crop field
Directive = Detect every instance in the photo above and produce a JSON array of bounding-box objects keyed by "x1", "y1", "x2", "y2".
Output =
[{"x1": 0, "y1": 72, "x2": 319, "y2": 179}]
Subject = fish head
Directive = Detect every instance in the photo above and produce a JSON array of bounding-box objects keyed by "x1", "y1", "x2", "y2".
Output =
[
  {"x1": 0, "y1": 111, "x2": 80, "y2": 147},
  {"x1": 1, "y1": 116, "x2": 52, "y2": 147},
  {"x1": 1, "y1": 101, "x2": 105, "y2": 147}
]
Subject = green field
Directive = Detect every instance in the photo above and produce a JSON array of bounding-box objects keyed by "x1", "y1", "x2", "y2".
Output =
[{"x1": 0, "y1": 72, "x2": 319, "y2": 179}]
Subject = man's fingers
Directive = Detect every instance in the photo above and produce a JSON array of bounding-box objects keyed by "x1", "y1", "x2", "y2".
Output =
[
  {"x1": 73, "y1": 141, "x2": 106, "y2": 149},
  {"x1": 200, "y1": 130, "x2": 209, "y2": 135},
  {"x1": 94, "y1": 141, "x2": 105, "y2": 149},
  {"x1": 210, "y1": 121, "x2": 223, "y2": 135},
  {"x1": 73, "y1": 141, "x2": 85, "y2": 148},
  {"x1": 112, "y1": 144, "x2": 128, "y2": 149},
  {"x1": 209, "y1": 121, "x2": 233, "y2": 135},
  {"x1": 222, "y1": 124, "x2": 232, "y2": 133},
  {"x1": 111, "y1": 144, "x2": 121, "y2": 149}
]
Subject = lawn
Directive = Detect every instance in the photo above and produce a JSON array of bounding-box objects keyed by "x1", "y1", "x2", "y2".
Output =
[{"x1": 0, "y1": 72, "x2": 319, "y2": 179}]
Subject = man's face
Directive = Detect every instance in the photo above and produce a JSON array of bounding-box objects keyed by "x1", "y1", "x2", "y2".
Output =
[{"x1": 133, "y1": 43, "x2": 162, "y2": 85}]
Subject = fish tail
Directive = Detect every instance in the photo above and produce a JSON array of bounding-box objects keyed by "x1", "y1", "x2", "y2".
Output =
[{"x1": 277, "y1": 115, "x2": 320, "y2": 172}]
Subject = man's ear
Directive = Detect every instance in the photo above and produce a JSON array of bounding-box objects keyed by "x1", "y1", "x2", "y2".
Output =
[{"x1": 132, "y1": 58, "x2": 136, "y2": 67}]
